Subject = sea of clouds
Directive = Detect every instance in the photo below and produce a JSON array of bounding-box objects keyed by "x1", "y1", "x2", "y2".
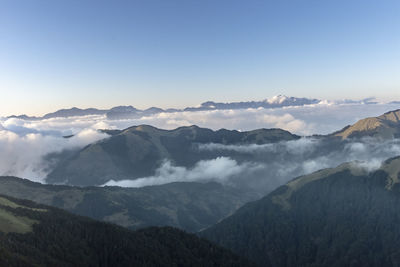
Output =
[
  {"x1": 0, "y1": 101, "x2": 399, "y2": 187},
  {"x1": 104, "y1": 137, "x2": 400, "y2": 193}
]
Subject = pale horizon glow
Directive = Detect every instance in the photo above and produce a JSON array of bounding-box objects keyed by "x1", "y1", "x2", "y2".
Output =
[{"x1": 1, "y1": 95, "x2": 400, "y2": 118}]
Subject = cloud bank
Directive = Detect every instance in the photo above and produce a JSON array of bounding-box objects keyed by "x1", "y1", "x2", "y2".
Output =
[
  {"x1": 0, "y1": 124, "x2": 108, "y2": 182},
  {"x1": 0, "y1": 101, "x2": 399, "y2": 186},
  {"x1": 103, "y1": 157, "x2": 264, "y2": 188},
  {"x1": 104, "y1": 137, "x2": 400, "y2": 192}
]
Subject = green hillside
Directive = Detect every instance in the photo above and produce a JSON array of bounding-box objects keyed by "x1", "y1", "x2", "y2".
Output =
[
  {"x1": 0, "y1": 194, "x2": 254, "y2": 267},
  {"x1": 202, "y1": 157, "x2": 400, "y2": 266},
  {"x1": 46, "y1": 125, "x2": 299, "y2": 186},
  {"x1": 0, "y1": 176, "x2": 258, "y2": 232}
]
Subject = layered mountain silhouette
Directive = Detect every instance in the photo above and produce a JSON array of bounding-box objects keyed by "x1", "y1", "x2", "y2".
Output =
[
  {"x1": 2, "y1": 108, "x2": 400, "y2": 266},
  {"x1": 201, "y1": 156, "x2": 400, "y2": 266},
  {"x1": 0, "y1": 194, "x2": 253, "y2": 266},
  {"x1": 44, "y1": 109, "x2": 400, "y2": 188},
  {"x1": 0, "y1": 176, "x2": 258, "y2": 232},
  {"x1": 7, "y1": 107, "x2": 108, "y2": 120},
  {"x1": 46, "y1": 125, "x2": 299, "y2": 186},
  {"x1": 45, "y1": 109, "x2": 400, "y2": 189},
  {"x1": 183, "y1": 95, "x2": 320, "y2": 112},
  {"x1": 7, "y1": 95, "x2": 320, "y2": 120}
]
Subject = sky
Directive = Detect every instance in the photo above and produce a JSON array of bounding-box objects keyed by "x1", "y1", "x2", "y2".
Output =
[{"x1": 1, "y1": 0, "x2": 400, "y2": 116}]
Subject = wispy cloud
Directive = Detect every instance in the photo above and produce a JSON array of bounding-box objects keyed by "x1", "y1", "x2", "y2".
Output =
[
  {"x1": 103, "y1": 157, "x2": 264, "y2": 188},
  {"x1": 0, "y1": 101, "x2": 399, "y2": 186},
  {"x1": 103, "y1": 137, "x2": 400, "y2": 192}
]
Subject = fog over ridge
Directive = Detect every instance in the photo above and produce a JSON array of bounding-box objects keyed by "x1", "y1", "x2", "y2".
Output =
[
  {"x1": 103, "y1": 157, "x2": 265, "y2": 188},
  {"x1": 101, "y1": 137, "x2": 400, "y2": 192},
  {"x1": 0, "y1": 101, "x2": 399, "y2": 188}
]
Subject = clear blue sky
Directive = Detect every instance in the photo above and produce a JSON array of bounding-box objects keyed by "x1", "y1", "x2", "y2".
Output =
[{"x1": 1, "y1": 0, "x2": 399, "y2": 115}]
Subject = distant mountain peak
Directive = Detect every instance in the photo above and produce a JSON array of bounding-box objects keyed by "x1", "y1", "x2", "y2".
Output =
[
  {"x1": 109, "y1": 105, "x2": 138, "y2": 112},
  {"x1": 265, "y1": 95, "x2": 289, "y2": 104}
]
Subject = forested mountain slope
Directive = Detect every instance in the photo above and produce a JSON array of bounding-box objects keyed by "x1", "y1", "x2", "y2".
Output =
[
  {"x1": 0, "y1": 176, "x2": 258, "y2": 232},
  {"x1": 202, "y1": 157, "x2": 400, "y2": 266},
  {"x1": 46, "y1": 125, "x2": 299, "y2": 186},
  {"x1": 0, "y1": 194, "x2": 253, "y2": 267}
]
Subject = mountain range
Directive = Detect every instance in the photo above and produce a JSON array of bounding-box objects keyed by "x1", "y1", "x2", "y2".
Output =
[
  {"x1": 44, "y1": 109, "x2": 400, "y2": 190},
  {"x1": 6, "y1": 95, "x2": 322, "y2": 120},
  {"x1": 6, "y1": 96, "x2": 388, "y2": 121},
  {"x1": 2, "y1": 107, "x2": 400, "y2": 266},
  {"x1": 46, "y1": 125, "x2": 299, "y2": 186},
  {"x1": 33, "y1": 109, "x2": 400, "y2": 237}
]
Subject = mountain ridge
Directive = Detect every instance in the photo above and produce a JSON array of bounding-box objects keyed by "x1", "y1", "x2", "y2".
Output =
[
  {"x1": 46, "y1": 124, "x2": 299, "y2": 186},
  {"x1": 201, "y1": 156, "x2": 400, "y2": 266},
  {"x1": 0, "y1": 176, "x2": 259, "y2": 232},
  {"x1": 0, "y1": 194, "x2": 254, "y2": 266},
  {"x1": 5, "y1": 95, "x2": 321, "y2": 120},
  {"x1": 333, "y1": 109, "x2": 400, "y2": 139}
]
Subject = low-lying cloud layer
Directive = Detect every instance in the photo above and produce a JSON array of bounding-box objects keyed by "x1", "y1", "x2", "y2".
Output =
[
  {"x1": 0, "y1": 101, "x2": 399, "y2": 186},
  {"x1": 103, "y1": 157, "x2": 264, "y2": 188},
  {"x1": 103, "y1": 137, "x2": 400, "y2": 193},
  {"x1": 0, "y1": 127, "x2": 108, "y2": 182},
  {"x1": 2, "y1": 102, "x2": 400, "y2": 136}
]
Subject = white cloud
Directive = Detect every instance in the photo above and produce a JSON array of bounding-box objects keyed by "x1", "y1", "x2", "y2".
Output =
[
  {"x1": 0, "y1": 126, "x2": 108, "y2": 182},
  {"x1": 1, "y1": 101, "x2": 400, "y2": 187},
  {"x1": 193, "y1": 137, "x2": 400, "y2": 192},
  {"x1": 103, "y1": 157, "x2": 264, "y2": 188},
  {"x1": 3, "y1": 102, "x2": 400, "y2": 137}
]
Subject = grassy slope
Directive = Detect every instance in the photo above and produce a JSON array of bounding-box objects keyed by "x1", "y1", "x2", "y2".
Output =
[
  {"x1": 0, "y1": 176, "x2": 259, "y2": 232},
  {"x1": 334, "y1": 109, "x2": 400, "y2": 139}
]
